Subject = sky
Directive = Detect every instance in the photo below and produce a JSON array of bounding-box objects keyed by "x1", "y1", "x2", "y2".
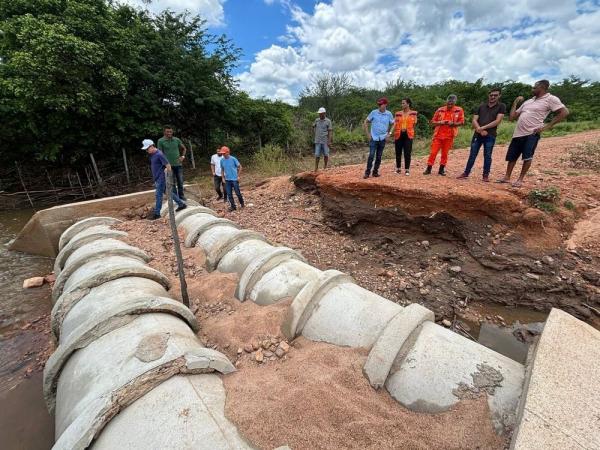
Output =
[{"x1": 124, "y1": 0, "x2": 600, "y2": 104}]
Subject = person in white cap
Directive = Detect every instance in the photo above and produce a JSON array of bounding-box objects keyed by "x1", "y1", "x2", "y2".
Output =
[
  {"x1": 141, "y1": 139, "x2": 187, "y2": 220},
  {"x1": 312, "y1": 107, "x2": 332, "y2": 171}
]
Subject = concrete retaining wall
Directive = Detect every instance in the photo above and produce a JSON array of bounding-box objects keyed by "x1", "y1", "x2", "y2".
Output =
[
  {"x1": 166, "y1": 203, "x2": 527, "y2": 433},
  {"x1": 45, "y1": 218, "x2": 252, "y2": 449}
]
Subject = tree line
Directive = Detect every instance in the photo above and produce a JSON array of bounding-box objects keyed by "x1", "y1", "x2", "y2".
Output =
[{"x1": 1, "y1": 0, "x2": 599, "y2": 188}]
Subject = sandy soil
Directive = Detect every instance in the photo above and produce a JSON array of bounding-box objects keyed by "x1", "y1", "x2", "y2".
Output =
[{"x1": 116, "y1": 218, "x2": 505, "y2": 449}]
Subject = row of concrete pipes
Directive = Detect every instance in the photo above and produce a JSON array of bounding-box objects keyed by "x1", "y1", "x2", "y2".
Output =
[{"x1": 45, "y1": 202, "x2": 526, "y2": 448}]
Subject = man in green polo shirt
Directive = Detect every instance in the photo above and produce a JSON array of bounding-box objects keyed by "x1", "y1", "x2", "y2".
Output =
[{"x1": 157, "y1": 125, "x2": 187, "y2": 200}]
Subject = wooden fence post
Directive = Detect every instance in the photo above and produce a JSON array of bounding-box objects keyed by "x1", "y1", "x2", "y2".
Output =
[
  {"x1": 188, "y1": 140, "x2": 196, "y2": 169},
  {"x1": 89, "y1": 153, "x2": 103, "y2": 185},
  {"x1": 122, "y1": 148, "x2": 130, "y2": 184},
  {"x1": 14, "y1": 161, "x2": 35, "y2": 209}
]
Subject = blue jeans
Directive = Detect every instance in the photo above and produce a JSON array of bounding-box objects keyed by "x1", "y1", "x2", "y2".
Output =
[
  {"x1": 225, "y1": 180, "x2": 244, "y2": 210},
  {"x1": 171, "y1": 165, "x2": 185, "y2": 199},
  {"x1": 464, "y1": 134, "x2": 496, "y2": 176},
  {"x1": 365, "y1": 139, "x2": 386, "y2": 175},
  {"x1": 154, "y1": 176, "x2": 185, "y2": 217}
]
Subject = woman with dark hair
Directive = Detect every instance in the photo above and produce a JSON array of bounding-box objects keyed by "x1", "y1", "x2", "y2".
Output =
[{"x1": 391, "y1": 98, "x2": 418, "y2": 175}]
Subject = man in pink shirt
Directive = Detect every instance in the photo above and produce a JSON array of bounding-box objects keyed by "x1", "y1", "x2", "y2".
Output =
[{"x1": 497, "y1": 80, "x2": 569, "y2": 187}]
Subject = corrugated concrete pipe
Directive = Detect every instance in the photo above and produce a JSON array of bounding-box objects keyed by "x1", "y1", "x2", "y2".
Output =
[
  {"x1": 164, "y1": 203, "x2": 525, "y2": 433},
  {"x1": 45, "y1": 218, "x2": 253, "y2": 449}
]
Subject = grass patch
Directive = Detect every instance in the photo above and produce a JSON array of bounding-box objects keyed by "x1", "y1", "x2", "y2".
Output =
[
  {"x1": 563, "y1": 199, "x2": 576, "y2": 210},
  {"x1": 528, "y1": 186, "x2": 560, "y2": 213}
]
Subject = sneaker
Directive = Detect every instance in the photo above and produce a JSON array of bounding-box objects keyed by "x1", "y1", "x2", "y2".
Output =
[
  {"x1": 438, "y1": 165, "x2": 446, "y2": 176},
  {"x1": 405, "y1": 170, "x2": 410, "y2": 176},
  {"x1": 148, "y1": 214, "x2": 160, "y2": 221},
  {"x1": 175, "y1": 204, "x2": 187, "y2": 212},
  {"x1": 457, "y1": 173, "x2": 468, "y2": 179},
  {"x1": 228, "y1": 206, "x2": 237, "y2": 212},
  {"x1": 423, "y1": 165, "x2": 432, "y2": 175},
  {"x1": 482, "y1": 175, "x2": 490, "y2": 182},
  {"x1": 363, "y1": 174, "x2": 370, "y2": 179},
  {"x1": 373, "y1": 173, "x2": 381, "y2": 177},
  {"x1": 395, "y1": 168, "x2": 400, "y2": 174}
]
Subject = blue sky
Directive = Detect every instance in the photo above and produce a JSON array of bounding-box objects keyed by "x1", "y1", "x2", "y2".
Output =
[{"x1": 126, "y1": 0, "x2": 600, "y2": 104}]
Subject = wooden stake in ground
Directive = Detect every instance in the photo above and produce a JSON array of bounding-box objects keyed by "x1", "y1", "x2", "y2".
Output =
[
  {"x1": 188, "y1": 139, "x2": 196, "y2": 169},
  {"x1": 166, "y1": 170, "x2": 190, "y2": 307},
  {"x1": 89, "y1": 153, "x2": 103, "y2": 185},
  {"x1": 75, "y1": 171, "x2": 87, "y2": 199},
  {"x1": 14, "y1": 161, "x2": 35, "y2": 209},
  {"x1": 44, "y1": 168, "x2": 60, "y2": 203},
  {"x1": 122, "y1": 148, "x2": 130, "y2": 184}
]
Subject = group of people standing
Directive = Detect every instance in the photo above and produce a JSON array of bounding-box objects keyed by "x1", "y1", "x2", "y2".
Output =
[{"x1": 313, "y1": 79, "x2": 569, "y2": 188}]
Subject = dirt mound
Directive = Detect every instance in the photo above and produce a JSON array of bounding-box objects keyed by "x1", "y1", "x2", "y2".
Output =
[{"x1": 223, "y1": 337, "x2": 504, "y2": 450}]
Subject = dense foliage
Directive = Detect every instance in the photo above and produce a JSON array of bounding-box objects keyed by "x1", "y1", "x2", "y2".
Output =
[{"x1": 1, "y1": 0, "x2": 599, "y2": 175}]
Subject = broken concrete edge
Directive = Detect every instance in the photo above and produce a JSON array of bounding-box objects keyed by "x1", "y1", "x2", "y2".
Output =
[
  {"x1": 182, "y1": 218, "x2": 240, "y2": 248},
  {"x1": 204, "y1": 229, "x2": 268, "y2": 272},
  {"x1": 43, "y1": 297, "x2": 210, "y2": 411},
  {"x1": 54, "y1": 229, "x2": 128, "y2": 275},
  {"x1": 52, "y1": 354, "x2": 233, "y2": 450},
  {"x1": 363, "y1": 303, "x2": 434, "y2": 389},
  {"x1": 281, "y1": 270, "x2": 354, "y2": 340},
  {"x1": 54, "y1": 246, "x2": 151, "y2": 300},
  {"x1": 53, "y1": 264, "x2": 171, "y2": 303},
  {"x1": 159, "y1": 199, "x2": 200, "y2": 217},
  {"x1": 236, "y1": 247, "x2": 306, "y2": 302},
  {"x1": 58, "y1": 217, "x2": 122, "y2": 252},
  {"x1": 51, "y1": 289, "x2": 91, "y2": 338}
]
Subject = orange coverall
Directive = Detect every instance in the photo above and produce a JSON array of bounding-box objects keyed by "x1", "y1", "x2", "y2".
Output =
[{"x1": 427, "y1": 105, "x2": 465, "y2": 166}]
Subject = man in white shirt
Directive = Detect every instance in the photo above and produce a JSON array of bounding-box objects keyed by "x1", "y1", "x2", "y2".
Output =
[
  {"x1": 498, "y1": 80, "x2": 569, "y2": 187},
  {"x1": 210, "y1": 147, "x2": 227, "y2": 202}
]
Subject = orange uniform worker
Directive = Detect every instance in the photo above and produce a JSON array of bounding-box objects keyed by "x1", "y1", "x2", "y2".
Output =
[{"x1": 424, "y1": 95, "x2": 464, "y2": 176}]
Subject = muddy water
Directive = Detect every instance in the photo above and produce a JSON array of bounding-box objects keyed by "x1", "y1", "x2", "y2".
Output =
[{"x1": 0, "y1": 210, "x2": 54, "y2": 449}]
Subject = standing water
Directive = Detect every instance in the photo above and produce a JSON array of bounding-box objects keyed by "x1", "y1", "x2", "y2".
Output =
[{"x1": 0, "y1": 209, "x2": 54, "y2": 449}]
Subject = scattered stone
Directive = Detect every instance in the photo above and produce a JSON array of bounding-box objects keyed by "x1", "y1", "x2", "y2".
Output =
[
  {"x1": 44, "y1": 273, "x2": 56, "y2": 283},
  {"x1": 243, "y1": 343, "x2": 253, "y2": 353},
  {"x1": 264, "y1": 351, "x2": 274, "y2": 358},
  {"x1": 421, "y1": 240, "x2": 430, "y2": 247},
  {"x1": 254, "y1": 349, "x2": 264, "y2": 363},
  {"x1": 23, "y1": 277, "x2": 45, "y2": 289},
  {"x1": 442, "y1": 319, "x2": 452, "y2": 327},
  {"x1": 419, "y1": 288, "x2": 429, "y2": 295},
  {"x1": 275, "y1": 348, "x2": 285, "y2": 358},
  {"x1": 279, "y1": 341, "x2": 290, "y2": 352},
  {"x1": 542, "y1": 255, "x2": 554, "y2": 265},
  {"x1": 525, "y1": 272, "x2": 540, "y2": 281},
  {"x1": 449, "y1": 266, "x2": 462, "y2": 274}
]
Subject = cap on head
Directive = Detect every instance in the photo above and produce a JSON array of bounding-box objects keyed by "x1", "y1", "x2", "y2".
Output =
[
  {"x1": 141, "y1": 139, "x2": 154, "y2": 150},
  {"x1": 377, "y1": 97, "x2": 388, "y2": 106},
  {"x1": 220, "y1": 146, "x2": 230, "y2": 155},
  {"x1": 317, "y1": 107, "x2": 326, "y2": 114}
]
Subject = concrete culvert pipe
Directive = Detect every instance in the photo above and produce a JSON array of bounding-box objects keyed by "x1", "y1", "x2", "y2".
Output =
[
  {"x1": 170, "y1": 204, "x2": 526, "y2": 434},
  {"x1": 58, "y1": 216, "x2": 122, "y2": 252},
  {"x1": 46, "y1": 216, "x2": 251, "y2": 450}
]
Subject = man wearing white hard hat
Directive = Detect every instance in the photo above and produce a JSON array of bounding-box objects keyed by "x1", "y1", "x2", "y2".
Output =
[
  {"x1": 312, "y1": 107, "x2": 332, "y2": 171},
  {"x1": 141, "y1": 139, "x2": 187, "y2": 220}
]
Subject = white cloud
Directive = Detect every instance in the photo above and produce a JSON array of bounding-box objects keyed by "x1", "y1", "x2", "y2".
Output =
[
  {"x1": 121, "y1": 0, "x2": 226, "y2": 26},
  {"x1": 237, "y1": 0, "x2": 600, "y2": 104}
]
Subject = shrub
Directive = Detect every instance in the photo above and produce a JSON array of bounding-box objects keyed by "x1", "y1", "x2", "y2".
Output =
[
  {"x1": 528, "y1": 186, "x2": 560, "y2": 213},
  {"x1": 251, "y1": 144, "x2": 295, "y2": 176},
  {"x1": 563, "y1": 199, "x2": 576, "y2": 210}
]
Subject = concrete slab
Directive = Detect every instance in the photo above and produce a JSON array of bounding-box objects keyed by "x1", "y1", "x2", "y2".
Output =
[
  {"x1": 92, "y1": 374, "x2": 253, "y2": 450},
  {"x1": 9, "y1": 190, "x2": 156, "y2": 257},
  {"x1": 511, "y1": 308, "x2": 600, "y2": 450}
]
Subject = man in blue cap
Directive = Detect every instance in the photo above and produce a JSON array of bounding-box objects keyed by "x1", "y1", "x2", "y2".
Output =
[
  {"x1": 363, "y1": 97, "x2": 394, "y2": 178},
  {"x1": 141, "y1": 139, "x2": 187, "y2": 220}
]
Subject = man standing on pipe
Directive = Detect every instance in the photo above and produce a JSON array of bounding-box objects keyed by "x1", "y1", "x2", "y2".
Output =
[
  {"x1": 142, "y1": 139, "x2": 187, "y2": 220},
  {"x1": 363, "y1": 97, "x2": 394, "y2": 179},
  {"x1": 424, "y1": 95, "x2": 464, "y2": 176},
  {"x1": 220, "y1": 146, "x2": 245, "y2": 212}
]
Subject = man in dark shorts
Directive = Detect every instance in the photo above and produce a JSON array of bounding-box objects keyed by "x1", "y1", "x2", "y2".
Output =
[
  {"x1": 457, "y1": 88, "x2": 506, "y2": 182},
  {"x1": 497, "y1": 80, "x2": 569, "y2": 187}
]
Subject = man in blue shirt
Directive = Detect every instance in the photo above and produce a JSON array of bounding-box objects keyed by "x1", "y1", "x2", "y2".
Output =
[
  {"x1": 141, "y1": 139, "x2": 186, "y2": 220},
  {"x1": 220, "y1": 146, "x2": 245, "y2": 211},
  {"x1": 363, "y1": 97, "x2": 394, "y2": 178}
]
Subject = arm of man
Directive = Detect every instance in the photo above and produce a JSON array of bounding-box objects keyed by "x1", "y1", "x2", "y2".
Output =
[
  {"x1": 431, "y1": 109, "x2": 445, "y2": 126},
  {"x1": 210, "y1": 158, "x2": 215, "y2": 176},
  {"x1": 178, "y1": 139, "x2": 187, "y2": 161},
  {"x1": 535, "y1": 107, "x2": 569, "y2": 134},
  {"x1": 455, "y1": 108, "x2": 465, "y2": 126},
  {"x1": 327, "y1": 127, "x2": 333, "y2": 146},
  {"x1": 510, "y1": 97, "x2": 525, "y2": 121},
  {"x1": 237, "y1": 160, "x2": 243, "y2": 177},
  {"x1": 412, "y1": 111, "x2": 418, "y2": 124},
  {"x1": 472, "y1": 114, "x2": 481, "y2": 130},
  {"x1": 363, "y1": 115, "x2": 372, "y2": 139},
  {"x1": 480, "y1": 113, "x2": 505, "y2": 131}
]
